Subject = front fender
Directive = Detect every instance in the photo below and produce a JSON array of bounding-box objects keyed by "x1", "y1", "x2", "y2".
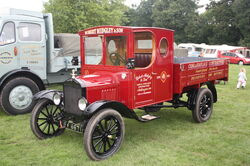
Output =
[
  {"x1": 33, "y1": 90, "x2": 62, "y2": 101},
  {"x1": 84, "y1": 100, "x2": 134, "y2": 119}
]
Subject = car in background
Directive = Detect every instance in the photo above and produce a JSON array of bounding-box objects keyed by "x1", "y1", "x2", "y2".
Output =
[{"x1": 219, "y1": 52, "x2": 250, "y2": 65}]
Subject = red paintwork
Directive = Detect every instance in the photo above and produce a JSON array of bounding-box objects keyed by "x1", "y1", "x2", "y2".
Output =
[
  {"x1": 218, "y1": 51, "x2": 250, "y2": 64},
  {"x1": 77, "y1": 26, "x2": 228, "y2": 109}
]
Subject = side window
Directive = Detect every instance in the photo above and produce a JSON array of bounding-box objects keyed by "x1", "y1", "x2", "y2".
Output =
[
  {"x1": 160, "y1": 38, "x2": 168, "y2": 56},
  {"x1": 0, "y1": 22, "x2": 15, "y2": 46},
  {"x1": 134, "y1": 32, "x2": 153, "y2": 68},
  {"x1": 18, "y1": 23, "x2": 41, "y2": 41},
  {"x1": 106, "y1": 36, "x2": 127, "y2": 66},
  {"x1": 222, "y1": 53, "x2": 228, "y2": 56}
]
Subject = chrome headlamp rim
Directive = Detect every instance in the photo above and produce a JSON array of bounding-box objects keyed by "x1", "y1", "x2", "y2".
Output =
[
  {"x1": 53, "y1": 92, "x2": 61, "y2": 105},
  {"x1": 78, "y1": 97, "x2": 87, "y2": 111}
]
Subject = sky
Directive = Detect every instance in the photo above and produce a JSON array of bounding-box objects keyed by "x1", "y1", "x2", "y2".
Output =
[{"x1": 0, "y1": 0, "x2": 210, "y2": 13}]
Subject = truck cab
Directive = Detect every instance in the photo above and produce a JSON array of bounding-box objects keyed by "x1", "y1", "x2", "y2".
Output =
[
  {"x1": 30, "y1": 26, "x2": 228, "y2": 161},
  {"x1": 0, "y1": 8, "x2": 80, "y2": 115},
  {"x1": 78, "y1": 26, "x2": 174, "y2": 109}
]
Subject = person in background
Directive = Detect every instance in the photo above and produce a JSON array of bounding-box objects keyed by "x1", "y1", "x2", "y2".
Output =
[{"x1": 237, "y1": 68, "x2": 247, "y2": 89}]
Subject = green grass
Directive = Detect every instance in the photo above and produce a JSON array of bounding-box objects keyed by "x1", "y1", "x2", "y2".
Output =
[{"x1": 0, "y1": 64, "x2": 250, "y2": 166}]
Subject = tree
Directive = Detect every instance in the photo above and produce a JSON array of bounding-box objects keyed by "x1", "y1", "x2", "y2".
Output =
[
  {"x1": 201, "y1": 0, "x2": 241, "y2": 45},
  {"x1": 232, "y1": 0, "x2": 250, "y2": 47},
  {"x1": 43, "y1": 0, "x2": 127, "y2": 33},
  {"x1": 152, "y1": 0, "x2": 198, "y2": 43}
]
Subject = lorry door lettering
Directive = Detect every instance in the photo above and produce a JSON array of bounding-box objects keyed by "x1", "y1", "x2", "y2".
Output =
[{"x1": 133, "y1": 32, "x2": 154, "y2": 106}]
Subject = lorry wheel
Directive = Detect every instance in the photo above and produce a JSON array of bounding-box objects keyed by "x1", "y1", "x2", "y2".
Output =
[
  {"x1": 238, "y1": 61, "x2": 244, "y2": 65},
  {"x1": 192, "y1": 88, "x2": 213, "y2": 123},
  {"x1": 30, "y1": 99, "x2": 65, "y2": 139},
  {"x1": 0, "y1": 77, "x2": 40, "y2": 115},
  {"x1": 84, "y1": 108, "x2": 125, "y2": 160}
]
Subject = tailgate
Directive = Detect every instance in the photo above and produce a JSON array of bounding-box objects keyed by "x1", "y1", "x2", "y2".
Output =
[{"x1": 173, "y1": 59, "x2": 229, "y2": 94}]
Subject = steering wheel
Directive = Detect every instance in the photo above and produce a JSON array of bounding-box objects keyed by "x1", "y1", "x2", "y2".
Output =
[{"x1": 109, "y1": 52, "x2": 126, "y2": 66}]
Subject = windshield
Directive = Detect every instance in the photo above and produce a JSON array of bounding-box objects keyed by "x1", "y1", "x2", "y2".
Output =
[
  {"x1": 236, "y1": 53, "x2": 244, "y2": 58},
  {"x1": 106, "y1": 36, "x2": 127, "y2": 66},
  {"x1": 84, "y1": 35, "x2": 127, "y2": 66},
  {"x1": 84, "y1": 36, "x2": 103, "y2": 65},
  {"x1": 0, "y1": 21, "x2": 15, "y2": 46}
]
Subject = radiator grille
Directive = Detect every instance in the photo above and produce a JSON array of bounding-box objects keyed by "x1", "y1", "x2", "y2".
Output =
[{"x1": 63, "y1": 80, "x2": 85, "y2": 116}]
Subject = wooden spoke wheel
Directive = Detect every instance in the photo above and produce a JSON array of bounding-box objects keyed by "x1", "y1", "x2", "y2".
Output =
[
  {"x1": 84, "y1": 109, "x2": 125, "y2": 160},
  {"x1": 30, "y1": 99, "x2": 65, "y2": 139}
]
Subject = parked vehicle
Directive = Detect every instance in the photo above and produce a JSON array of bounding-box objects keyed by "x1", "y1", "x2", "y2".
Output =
[
  {"x1": 218, "y1": 51, "x2": 250, "y2": 65},
  {"x1": 202, "y1": 45, "x2": 248, "y2": 59},
  {"x1": 30, "y1": 26, "x2": 229, "y2": 160},
  {"x1": 178, "y1": 43, "x2": 205, "y2": 57},
  {"x1": 232, "y1": 47, "x2": 250, "y2": 58},
  {"x1": 0, "y1": 9, "x2": 80, "y2": 115}
]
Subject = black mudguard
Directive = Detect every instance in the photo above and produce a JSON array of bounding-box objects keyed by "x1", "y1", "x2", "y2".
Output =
[
  {"x1": 205, "y1": 82, "x2": 217, "y2": 103},
  {"x1": 33, "y1": 90, "x2": 62, "y2": 101},
  {"x1": 84, "y1": 100, "x2": 135, "y2": 119}
]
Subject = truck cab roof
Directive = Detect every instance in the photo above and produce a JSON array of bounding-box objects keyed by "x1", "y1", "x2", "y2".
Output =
[
  {"x1": 0, "y1": 8, "x2": 46, "y2": 22},
  {"x1": 78, "y1": 25, "x2": 174, "y2": 36}
]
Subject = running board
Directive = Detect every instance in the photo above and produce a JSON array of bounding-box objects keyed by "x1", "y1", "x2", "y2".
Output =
[{"x1": 135, "y1": 114, "x2": 160, "y2": 122}]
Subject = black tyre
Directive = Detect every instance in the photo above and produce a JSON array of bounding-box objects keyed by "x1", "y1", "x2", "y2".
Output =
[
  {"x1": 84, "y1": 108, "x2": 125, "y2": 161},
  {"x1": 192, "y1": 88, "x2": 213, "y2": 123},
  {"x1": 0, "y1": 77, "x2": 40, "y2": 115},
  {"x1": 30, "y1": 99, "x2": 65, "y2": 139},
  {"x1": 144, "y1": 102, "x2": 163, "y2": 113}
]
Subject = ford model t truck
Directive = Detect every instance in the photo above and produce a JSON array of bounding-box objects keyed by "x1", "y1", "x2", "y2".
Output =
[
  {"x1": 0, "y1": 9, "x2": 80, "y2": 115},
  {"x1": 30, "y1": 26, "x2": 228, "y2": 160}
]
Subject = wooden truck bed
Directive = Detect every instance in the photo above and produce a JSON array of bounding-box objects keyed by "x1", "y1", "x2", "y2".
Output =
[{"x1": 173, "y1": 57, "x2": 229, "y2": 94}]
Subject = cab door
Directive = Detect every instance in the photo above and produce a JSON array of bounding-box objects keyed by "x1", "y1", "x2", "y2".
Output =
[
  {"x1": 133, "y1": 31, "x2": 154, "y2": 108},
  {"x1": 152, "y1": 33, "x2": 173, "y2": 102},
  {"x1": 17, "y1": 21, "x2": 47, "y2": 79},
  {"x1": 0, "y1": 21, "x2": 18, "y2": 77}
]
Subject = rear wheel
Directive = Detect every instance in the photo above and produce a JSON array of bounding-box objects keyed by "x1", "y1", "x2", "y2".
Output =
[
  {"x1": 0, "y1": 77, "x2": 40, "y2": 115},
  {"x1": 30, "y1": 99, "x2": 65, "y2": 139},
  {"x1": 192, "y1": 88, "x2": 213, "y2": 123},
  {"x1": 84, "y1": 109, "x2": 125, "y2": 160}
]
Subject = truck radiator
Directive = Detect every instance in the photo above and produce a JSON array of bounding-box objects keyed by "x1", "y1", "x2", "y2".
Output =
[{"x1": 63, "y1": 81, "x2": 85, "y2": 116}]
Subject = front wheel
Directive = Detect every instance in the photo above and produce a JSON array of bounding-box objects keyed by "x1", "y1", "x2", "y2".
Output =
[
  {"x1": 192, "y1": 88, "x2": 213, "y2": 123},
  {"x1": 0, "y1": 77, "x2": 40, "y2": 115},
  {"x1": 30, "y1": 99, "x2": 65, "y2": 139},
  {"x1": 84, "y1": 109, "x2": 125, "y2": 161}
]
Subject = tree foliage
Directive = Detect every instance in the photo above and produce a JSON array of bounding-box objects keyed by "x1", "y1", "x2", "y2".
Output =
[
  {"x1": 44, "y1": 0, "x2": 250, "y2": 47},
  {"x1": 232, "y1": 0, "x2": 250, "y2": 47},
  {"x1": 44, "y1": 0, "x2": 126, "y2": 33}
]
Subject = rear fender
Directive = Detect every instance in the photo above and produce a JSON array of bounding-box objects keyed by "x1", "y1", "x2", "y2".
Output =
[
  {"x1": 84, "y1": 100, "x2": 135, "y2": 119},
  {"x1": 33, "y1": 90, "x2": 62, "y2": 101},
  {"x1": 205, "y1": 82, "x2": 217, "y2": 103}
]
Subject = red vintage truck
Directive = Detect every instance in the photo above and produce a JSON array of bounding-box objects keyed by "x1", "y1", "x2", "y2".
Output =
[{"x1": 30, "y1": 26, "x2": 228, "y2": 160}]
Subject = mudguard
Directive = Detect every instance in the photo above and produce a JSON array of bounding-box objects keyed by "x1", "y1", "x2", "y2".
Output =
[
  {"x1": 33, "y1": 90, "x2": 62, "y2": 101},
  {"x1": 205, "y1": 82, "x2": 217, "y2": 103},
  {"x1": 84, "y1": 100, "x2": 135, "y2": 119},
  {"x1": 0, "y1": 69, "x2": 45, "y2": 91}
]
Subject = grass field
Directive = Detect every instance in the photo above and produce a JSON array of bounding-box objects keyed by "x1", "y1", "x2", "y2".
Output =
[{"x1": 0, "y1": 64, "x2": 249, "y2": 166}]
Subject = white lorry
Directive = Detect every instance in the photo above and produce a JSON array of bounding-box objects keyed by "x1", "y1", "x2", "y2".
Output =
[{"x1": 0, "y1": 8, "x2": 80, "y2": 115}]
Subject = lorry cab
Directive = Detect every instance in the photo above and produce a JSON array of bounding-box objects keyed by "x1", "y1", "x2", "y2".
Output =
[
  {"x1": 77, "y1": 26, "x2": 174, "y2": 109},
  {"x1": 0, "y1": 9, "x2": 47, "y2": 79},
  {"x1": 0, "y1": 8, "x2": 81, "y2": 115}
]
